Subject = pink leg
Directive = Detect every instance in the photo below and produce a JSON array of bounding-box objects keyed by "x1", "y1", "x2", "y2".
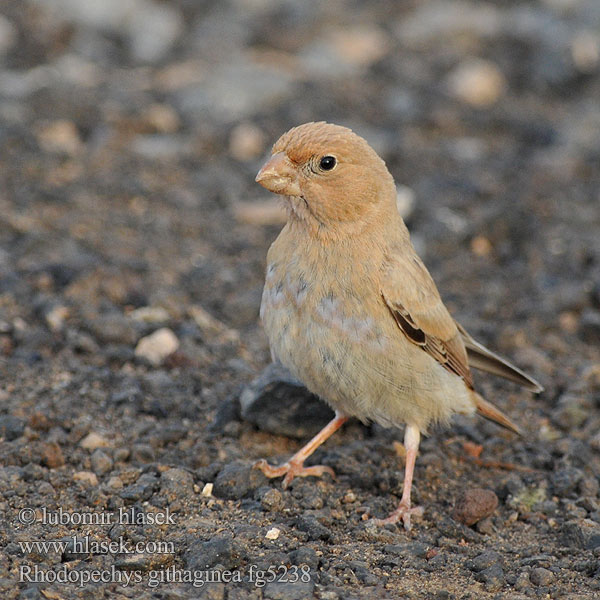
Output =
[
  {"x1": 373, "y1": 424, "x2": 424, "y2": 530},
  {"x1": 254, "y1": 411, "x2": 348, "y2": 488}
]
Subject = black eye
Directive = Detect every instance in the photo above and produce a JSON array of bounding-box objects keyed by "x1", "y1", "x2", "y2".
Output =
[{"x1": 319, "y1": 155, "x2": 336, "y2": 171}]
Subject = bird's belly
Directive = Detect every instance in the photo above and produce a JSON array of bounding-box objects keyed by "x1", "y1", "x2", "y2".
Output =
[
  {"x1": 261, "y1": 274, "x2": 472, "y2": 430},
  {"x1": 263, "y1": 274, "x2": 476, "y2": 433}
]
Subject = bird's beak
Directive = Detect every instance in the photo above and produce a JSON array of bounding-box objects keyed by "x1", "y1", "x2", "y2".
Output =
[{"x1": 255, "y1": 151, "x2": 301, "y2": 196}]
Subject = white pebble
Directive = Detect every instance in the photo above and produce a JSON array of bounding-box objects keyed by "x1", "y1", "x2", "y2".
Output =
[
  {"x1": 135, "y1": 327, "x2": 179, "y2": 365},
  {"x1": 79, "y1": 432, "x2": 110, "y2": 450},
  {"x1": 447, "y1": 59, "x2": 506, "y2": 107}
]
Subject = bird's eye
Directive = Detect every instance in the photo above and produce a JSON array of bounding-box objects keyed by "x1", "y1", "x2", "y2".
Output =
[{"x1": 319, "y1": 155, "x2": 337, "y2": 171}]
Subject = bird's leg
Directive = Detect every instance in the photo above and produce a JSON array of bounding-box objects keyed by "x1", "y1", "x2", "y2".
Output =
[
  {"x1": 373, "y1": 424, "x2": 424, "y2": 530},
  {"x1": 253, "y1": 411, "x2": 348, "y2": 488}
]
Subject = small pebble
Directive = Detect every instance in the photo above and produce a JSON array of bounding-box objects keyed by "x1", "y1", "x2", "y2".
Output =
[
  {"x1": 129, "y1": 306, "x2": 170, "y2": 323},
  {"x1": 105, "y1": 476, "x2": 123, "y2": 490},
  {"x1": 474, "y1": 564, "x2": 504, "y2": 592},
  {"x1": 73, "y1": 471, "x2": 99, "y2": 486},
  {"x1": 447, "y1": 59, "x2": 506, "y2": 107},
  {"x1": 265, "y1": 527, "x2": 280, "y2": 540},
  {"x1": 0, "y1": 415, "x2": 25, "y2": 440},
  {"x1": 143, "y1": 104, "x2": 180, "y2": 133},
  {"x1": 229, "y1": 122, "x2": 266, "y2": 161},
  {"x1": 259, "y1": 488, "x2": 284, "y2": 511},
  {"x1": 530, "y1": 567, "x2": 554, "y2": 586},
  {"x1": 342, "y1": 490, "x2": 357, "y2": 504},
  {"x1": 213, "y1": 461, "x2": 267, "y2": 500},
  {"x1": 135, "y1": 328, "x2": 179, "y2": 366},
  {"x1": 396, "y1": 185, "x2": 415, "y2": 220},
  {"x1": 80, "y1": 432, "x2": 110, "y2": 450},
  {"x1": 36, "y1": 120, "x2": 82, "y2": 155},
  {"x1": 41, "y1": 442, "x2": 65, "y2": 469},
  {"x1": 90, "y1": 449, "x2": 113, "y2": 475},
  {"x1": 453, "y1": 488, "x2": 499, "y2": 526},
  {"x1": 161, "y1": 467, "x2": 194, "y2": 502}
]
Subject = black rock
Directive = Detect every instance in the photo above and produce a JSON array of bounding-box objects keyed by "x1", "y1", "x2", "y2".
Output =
[
  {"x1": 263, "y1": 580, "x2": 315, "y2": 600},
  {"x1": 209, "y1": 394, "x2": 241, "y2": 433},
  {"x1": 119, "y1": 473, "x2": 159, "y2": 502},
  {"x1": 383, "y1": 542, "x2": 429, "y2": 559},
  {"x1": 580, "y1": 309, "x2": 600, "y2": 344},
  {"x1": 530, "y1": 567, "x2": 554, "y2": 586},
  {"x1": 289, "y1": 546, "x2": 319, "y2": 570},
  {"x1": 551, "y1": 468, "x2": 584, "y2": 497},
  {"x1": 467, "y1": 551, "x2": 502, "y2": 572},
  {"x1": 561, "y1": 521, "x2": 586, "y2": 549},
  {"x1": 240, "y1": 363, "x2": 334, "y2": 438},
  {"x1": 0, "y1": 415, "x2": 25, "y2": 441},
  {"x1": 160, "y1": 467, "x2": 194, "y2": 503},
  {"x1": 474, "y1": 563, "x2": 504, "y2": 592},
  {"x1": 185, "y1": 535, "x2": 240, "y2": 570},
  {"x1": 436, "y1": 516, "x2": 479, "y2": 542},
  {"x1": 295, "y1": 514, "x2": 331, "y2": 541},
  {"x1": 213, "y1": 461, "x2": 267, "y2": 500}
]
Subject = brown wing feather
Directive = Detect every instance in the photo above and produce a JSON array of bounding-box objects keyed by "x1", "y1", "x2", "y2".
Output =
[
  {"x1": 380, "y1": 237, "x2": 473, "y2": 388},
  {"x1": 455, "y1": 322, "x2": 544, "y2": 392},
  {"x1": 384, "y1": 296, "x2": 474, "y2": 388}
]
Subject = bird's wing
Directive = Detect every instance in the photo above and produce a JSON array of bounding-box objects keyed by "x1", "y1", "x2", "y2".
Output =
[
  {"x1": 456, "y1": 322, "x2": 544, "y2": 392},
  {"x1": 380, "y1": 250, "x2": 473, "y2": 388}
]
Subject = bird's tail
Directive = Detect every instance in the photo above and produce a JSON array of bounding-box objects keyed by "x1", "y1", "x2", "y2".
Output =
[
  {"x1": 456, "y1": 322, "x2": 544, "y2": 393},
  {"x1": 471, "y1": 390, "x2": 522, "y2": 435}
]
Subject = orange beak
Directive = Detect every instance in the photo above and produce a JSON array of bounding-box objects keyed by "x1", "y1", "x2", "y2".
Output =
[{"x1": 255, "y1": 152, "x2": 301, "y2": 196}]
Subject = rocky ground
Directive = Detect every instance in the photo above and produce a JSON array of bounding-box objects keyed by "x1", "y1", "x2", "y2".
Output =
[{"x1": 1, "y1": 0, "x2": 600, "y2": 598}]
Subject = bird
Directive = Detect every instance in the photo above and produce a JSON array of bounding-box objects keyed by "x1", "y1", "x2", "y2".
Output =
[{"x1": 253, "y1": 121, "x2": 543, "y2": 529}]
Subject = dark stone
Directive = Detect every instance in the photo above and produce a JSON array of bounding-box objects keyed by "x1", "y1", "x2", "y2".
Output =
[
  {"x1": 467, "y1": 551, "x2": 502, "y2": 572},
  {"x1": 263, "y1": 580, "x2": 315, "y2": 600},
  {"x1": 213, "y1": 461, "x2": 267, "y2": 500},
  {"x1": 130, "y1": 443, "x2": 156, "y2": 463},
  {"x1": 347, "y1": 560, "x2": 378, "y2": 585},
  {"x1": 0, "y1": 415, "x2": 25, "y2": 441},
  {"x1": 552, "y1": 468, "x2": 584, "y2": 497},
  {"x1": 209, "y1": 394, "x2": 241, "y2": 433},
  {"x1": 530, "y1": 567, "x2": 554, "y2": 586},
  {"x1": 580, "y1": 309, "x2": 600, "y2": 344},
  {"x1": 496, "y1": 475, "x2": 524, "y2": 502},
  {"x1": 474, "y1": 564, "x2": 504, "y2": 592},
  {"x1": 90, "y1": 449, "x2": 113, "y2": 475},
  {"x1": 185, "y1": 535, "x2": 240, "y2": 570},
  {"x1": 289, "y1": 546, "x2": 319, "y2": 570},
  {"x1": 561, "y1": 521, "x2": 586, "y2": 549},
  {"x1": 256, "y1": 487, "x2": 284, "y2": 512},
  {"x1": 119, "y1": 473, "x2": 159, "y2": 502},
  {"x1": 436, "y1": 516, "x2": 479, "y2": 542},
  {"x1": 160, "y1": 467, "x2": 194, "y2": 502},
  {"x1": 295, "y1": 514, "x2": 331, "y2": 541},
  {"x1": 240, "y1": 363, "x2": 334, "y2": 438},
  {"x1": 383, "y1": 542, "x2": 429, "y2": 558},
  {"x1": 87, "y1": 313, "x2": 137, "y2": 345}
]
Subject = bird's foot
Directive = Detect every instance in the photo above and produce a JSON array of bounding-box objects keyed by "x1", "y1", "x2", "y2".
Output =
[
  {"x1": 372, "y1": 501, "x2": 424, "y2": 531},
  {"x1": 253, "y1": 458, "x2": 335, "y2": 489}
]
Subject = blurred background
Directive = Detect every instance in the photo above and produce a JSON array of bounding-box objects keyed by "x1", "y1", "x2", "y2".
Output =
[
  {"x1": 1, "y1": 0, "x2": 600, "y2": 597},
  {"x1": 1, "y1": 0, "x2": 598, "y2": 392}
]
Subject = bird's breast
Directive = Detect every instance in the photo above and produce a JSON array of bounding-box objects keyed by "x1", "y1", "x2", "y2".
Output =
[{"x1": 260, "y1": 253, "x2": 391, "y2": 373}]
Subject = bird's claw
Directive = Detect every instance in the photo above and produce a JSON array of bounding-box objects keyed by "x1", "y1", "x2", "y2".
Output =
[
  {"x1": 371, "y1": 501, "x2": 424, "y2": 531},
  {"x1": 253, "y1": 458, "x2": 335, "y2": 489}
]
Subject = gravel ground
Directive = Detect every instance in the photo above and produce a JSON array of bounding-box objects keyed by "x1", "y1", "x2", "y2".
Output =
[{"x1": 1, "y1": 1, "x2": 600, "y2": 598}]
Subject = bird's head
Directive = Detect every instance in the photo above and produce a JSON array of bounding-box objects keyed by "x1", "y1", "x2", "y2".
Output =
[{"x1": 255, "y1": 122, "x2": 396, "y2": 230}]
